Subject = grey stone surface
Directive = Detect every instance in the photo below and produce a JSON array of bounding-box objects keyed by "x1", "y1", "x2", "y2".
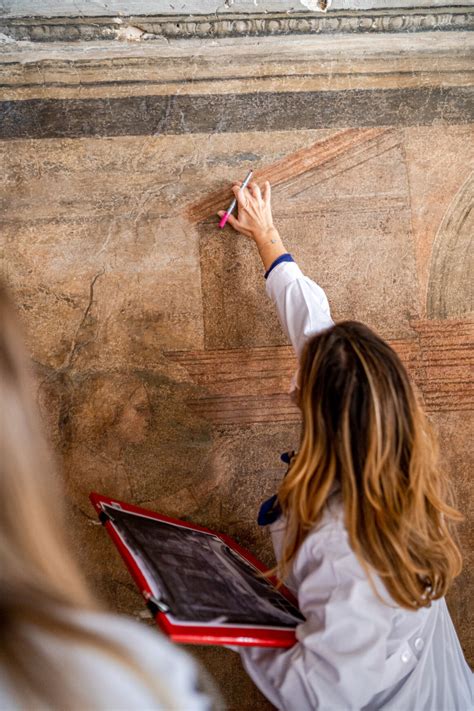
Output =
[
  {"x1": 2, "y1": 87, "x2": 472, "y2": 140},
  {"x1": 0, "y1": 1, "x2": 464, "y2": 19}
]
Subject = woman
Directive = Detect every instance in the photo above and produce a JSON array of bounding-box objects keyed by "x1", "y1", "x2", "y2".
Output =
[
  {"x1": 0, "y1": 281, "x2": 211, "y2": 710},
  {"x1": 218, "y1": 181, "x2": 473, "y2": 710}
]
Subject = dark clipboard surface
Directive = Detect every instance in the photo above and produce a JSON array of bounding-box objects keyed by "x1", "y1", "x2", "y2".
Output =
[{"x1": 90, "y1": 492, "x2": 303, "y2": 647}]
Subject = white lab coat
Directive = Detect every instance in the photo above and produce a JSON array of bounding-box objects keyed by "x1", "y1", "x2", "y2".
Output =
[
  {"x1": 240, "y1": 260, "x2": 473, "y2": 711},
  {"x1": 0, "y1": 610, "x2": 210, "y2": 710}
]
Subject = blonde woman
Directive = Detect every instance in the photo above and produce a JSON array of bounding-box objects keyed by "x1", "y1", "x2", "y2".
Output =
[
  {"x1": 218, "y1": 182, "x2": 473, "y2": 710},
  {"x1": 0, "y1": 281, "x2": 211, "y2": 710}
]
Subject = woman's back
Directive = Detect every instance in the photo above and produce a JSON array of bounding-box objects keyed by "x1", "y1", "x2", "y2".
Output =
[
  {"x1": 242, "y1": 490, "x2": 473, "y2": 710},
  {"x1": 0, "y1": 610, "x2": 209, "y2": 710}
]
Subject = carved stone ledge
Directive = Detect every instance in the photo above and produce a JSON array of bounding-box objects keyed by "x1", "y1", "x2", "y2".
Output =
[{"x1": 1, "y1": 6, "x2": 473, "y2": 43}]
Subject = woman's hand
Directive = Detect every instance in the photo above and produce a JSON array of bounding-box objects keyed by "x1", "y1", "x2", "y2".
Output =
[
  {"x1": 218, "y1": 180, "x2": 276, "y2": 244},
  {"x1": 217, "y1": 180, "x2": 287, "y2": 271}
]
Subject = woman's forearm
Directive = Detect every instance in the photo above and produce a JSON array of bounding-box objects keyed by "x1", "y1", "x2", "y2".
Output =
[{"x1": 218, "y1": 179, "x2": 333, "y2": 361}]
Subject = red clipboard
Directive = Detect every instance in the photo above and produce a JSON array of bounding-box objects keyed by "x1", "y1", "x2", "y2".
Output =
[{"x1": 90, "y1": 492, "x2": 302, "y2": 647}]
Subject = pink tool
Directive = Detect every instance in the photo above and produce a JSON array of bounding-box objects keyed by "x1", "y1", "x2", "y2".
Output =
[{"x1": 219, "y1": 170, "x2": 254, "y2": 228}]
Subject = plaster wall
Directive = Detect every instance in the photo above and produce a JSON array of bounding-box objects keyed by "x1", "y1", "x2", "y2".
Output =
[{"x1": 1, "y1": 29, "x2": 473, "y2": 709}]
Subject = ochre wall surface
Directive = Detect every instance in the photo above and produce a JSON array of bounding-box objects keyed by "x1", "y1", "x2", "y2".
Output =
[{"x1": 1, "y1": 33, "x2": 473, "y2": 708}]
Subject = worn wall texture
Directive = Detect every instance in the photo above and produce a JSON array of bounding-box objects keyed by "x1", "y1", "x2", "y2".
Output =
[{"x1": 1, "y1": 28, "x2": 473, "y2": 708}]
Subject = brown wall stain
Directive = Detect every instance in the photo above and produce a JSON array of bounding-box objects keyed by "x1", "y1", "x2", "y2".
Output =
[{"x1": 186, "y1": 127, "x2": 394, "y2": 224}]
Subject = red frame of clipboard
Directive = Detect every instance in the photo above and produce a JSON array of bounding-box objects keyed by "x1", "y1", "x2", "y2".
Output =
[{"x1": 90, "y1": 492, "x2": 299, "y2": 648}]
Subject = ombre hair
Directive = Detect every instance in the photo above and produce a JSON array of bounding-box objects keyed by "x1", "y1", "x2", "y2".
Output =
[{"x1": 277, "y1": 321, "x2": 462, "y2": 610}]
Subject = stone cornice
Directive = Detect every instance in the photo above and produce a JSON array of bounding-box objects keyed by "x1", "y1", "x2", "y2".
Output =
[{"x1": 1, "y1": 6, "x2": 472, "y2": 43}]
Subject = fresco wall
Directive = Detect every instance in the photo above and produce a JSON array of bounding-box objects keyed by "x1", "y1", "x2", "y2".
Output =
[{"x1": 1, "y1": 28, "x2": 472, "y2": 708}]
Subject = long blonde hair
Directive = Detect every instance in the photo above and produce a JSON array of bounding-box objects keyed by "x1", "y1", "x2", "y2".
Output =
[
  {"x1": 0, "y1": 282, "x2": 178, "y2": 708},
  {"x1": 278, "y1": 321, "x2": 462, "y2": 609}
]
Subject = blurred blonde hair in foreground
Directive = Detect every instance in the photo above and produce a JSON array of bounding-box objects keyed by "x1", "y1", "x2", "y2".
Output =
[{"x1": 0, "y1": 281, "x2": 176, "y2": 708}]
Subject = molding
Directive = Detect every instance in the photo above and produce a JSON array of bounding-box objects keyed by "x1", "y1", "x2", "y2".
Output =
[{"x1": 1, "y1": 6, "x2": 473, "y2": 42}]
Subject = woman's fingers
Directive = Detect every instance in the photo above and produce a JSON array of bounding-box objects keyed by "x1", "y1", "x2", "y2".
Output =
[
  {"x1": 223, "y1": 212, "x2": 250, "y2": 234},
  {"x1": 216, "y1": 210, "x2": 244, "y2": 233},
  {"x1": 262, "y1": 180, "x2": 271, "y2": 205},
  {"x1": 225, "y1": 213, "x2": 241, "y2": 229},
  {"x1": 232, "y1": 184, "x2": 250, "y2": 207},
  {"x1": 232, "y1": 182, "x2": 264, "y2": 209},
  {"x1": 248, "y1": 181, "x2": 262, "y2": 201}
]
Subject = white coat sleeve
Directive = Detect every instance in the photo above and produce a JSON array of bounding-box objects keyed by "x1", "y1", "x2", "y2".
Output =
[
  {"x1": 266, "y1": 261, "x2": 334, "y2": 359},
  {"x1": 239, "y1": 536, "x2": 393, "y2": 711}
]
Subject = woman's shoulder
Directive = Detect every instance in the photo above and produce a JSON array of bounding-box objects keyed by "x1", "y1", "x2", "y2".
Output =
[
  {"x1": 312, "y1": 488, "x2": 347, "y2": 541},
  {"x1": 74, "y1": 608, "x2": 200, "y2": 671},
  {"x1": 59, "y1": 609, "x2": 210, "y2": 710},
  {"x1": 75, "y1": 608, "x2": 172, "y2": 647},
  {"x1": 293, "y1": 491, "x2": 364, "y2": 579},
  {"x1": 0, "y1": 609, "x2": 210, "y2": 711}
]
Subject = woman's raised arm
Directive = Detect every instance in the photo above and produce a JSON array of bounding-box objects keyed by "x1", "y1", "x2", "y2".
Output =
[{"x1": 218, "y1": 180, "x2": 334, "y2": 359}]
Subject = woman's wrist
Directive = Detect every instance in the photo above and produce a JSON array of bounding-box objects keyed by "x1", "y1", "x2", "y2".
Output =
[
  {"x1": 254, "y1": 228, "x2": 287, "y2": 271},
  {"x1": 253, "y1": 226, "x2": 280, "y2": 248}
]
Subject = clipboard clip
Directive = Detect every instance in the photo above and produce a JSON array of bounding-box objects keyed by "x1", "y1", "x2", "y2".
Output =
[
  {"x1": 98, "y1": 502, "x2": 122, "y2": 524},
  {"x1": 98, "y1": 510, "x2": 111, "y2": 525},
  {"x1": 143, "y1": 590, "x2": 170, "y2": 615}
]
